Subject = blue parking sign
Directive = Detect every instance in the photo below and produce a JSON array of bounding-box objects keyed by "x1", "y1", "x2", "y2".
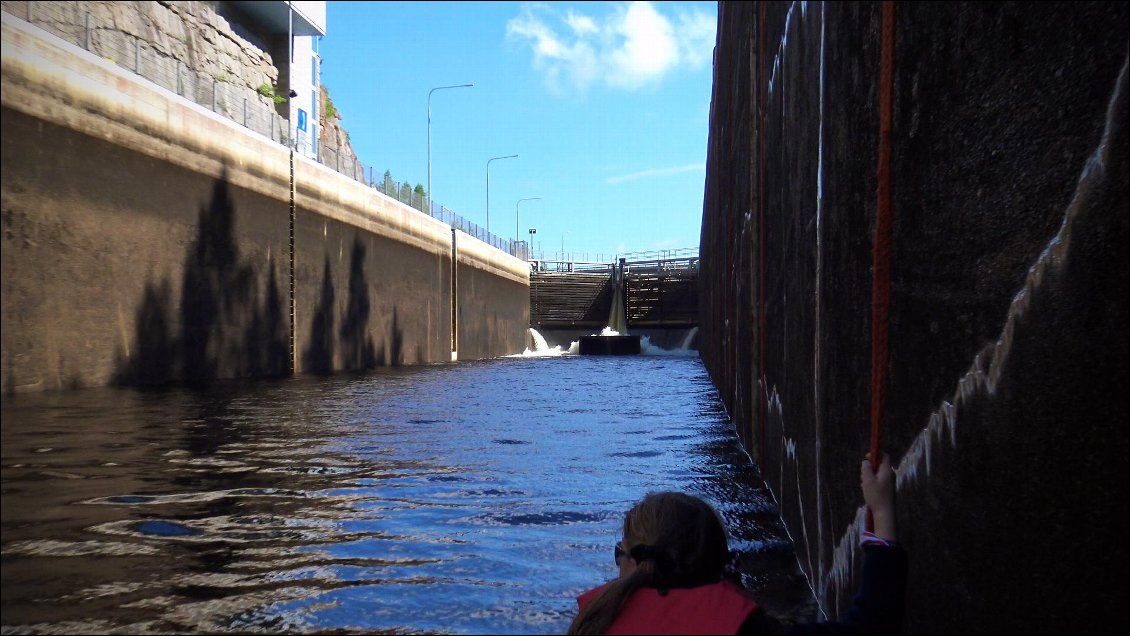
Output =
[{"x1": 297, "y1": 108, "x2": 307, "y2": 132}]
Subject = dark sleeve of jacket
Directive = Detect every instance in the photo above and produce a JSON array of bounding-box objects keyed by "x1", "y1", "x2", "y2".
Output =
[{"x1": 740, "y1": 544, "x2": 908, "y2": 635}]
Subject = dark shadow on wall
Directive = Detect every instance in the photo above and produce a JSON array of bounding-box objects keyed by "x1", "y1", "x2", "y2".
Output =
[
  {"x1": 180, "y1": 176, "x2": 235, "y2": 381},
  {"x1": 245, "y1": 256, "x2": 289, "y2": 377},
  {"x1": 388, "y1": 307, "x2": 403, "y2": 367},
  {"x1": 303, "y1": 256, "x2": 336, "y2": 375},
  {"x1": 112, "y1": 169, "x2": 289, "y2": 386},
  {"x1": 111, "y1": 174, "x2": 407, "y2": 384},
  {"x1": 131, "y1": 280, "x2": 176, "y2": 383},
  {"x1": 372, "y1": 309, "x2": 404, "y2": 368},
  {"x1": 340, "y1": 237, "x2": 377, "y2": 371},
  {"x1": 112, "y1": 278, "x2": 175, "y2": 386}
]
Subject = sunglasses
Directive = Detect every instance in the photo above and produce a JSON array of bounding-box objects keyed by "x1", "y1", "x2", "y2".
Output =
[{"x1": 614, "y1": 542, "x2": 626, "y2": 564}]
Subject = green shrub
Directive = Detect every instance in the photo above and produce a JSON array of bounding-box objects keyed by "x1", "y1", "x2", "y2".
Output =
[{"x1": 257, "y1": 83, "x2": 287, "y2": 105}]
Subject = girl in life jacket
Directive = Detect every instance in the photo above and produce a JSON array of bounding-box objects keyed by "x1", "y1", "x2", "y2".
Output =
[{"x1": 568, "y1": 453, "x2": 907, "y2": 635}]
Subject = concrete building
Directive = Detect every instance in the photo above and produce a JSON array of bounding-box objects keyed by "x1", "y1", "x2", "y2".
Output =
[{"x1": 222, "y1": 1, "x2": 326, "y2": 160}]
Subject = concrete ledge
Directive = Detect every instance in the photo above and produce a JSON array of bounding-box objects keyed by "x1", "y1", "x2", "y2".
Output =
[
  {"x1": 1, "y1": 11, "x2": 290, "y2": 206},
  {"x1": 455, "y1": 229, "x2": 530, "y2": 286}
]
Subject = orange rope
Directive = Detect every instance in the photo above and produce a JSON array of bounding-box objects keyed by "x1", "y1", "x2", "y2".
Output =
[{"x1": 870, "y1": 1, "x2": 897, "y2": 484}]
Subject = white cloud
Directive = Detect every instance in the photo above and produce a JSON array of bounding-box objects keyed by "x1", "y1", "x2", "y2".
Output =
[
  {"x1": 506, "y1": 2, "x2": 716, "y2": 94},
  {"x1": 605, "y1": 2, "x2": 678, "y2": 89},
  {"x1": 676, "y1": 10, "x2": 716, "y2": 69},
  {"x1": 605, "y1": 163, "x2": 703, "y2": 184},
  {"x1": 506, "y1": 6, "x2": 598, "y2": 92},
  {"x1": 565, "y1": 10, "x2": 598, "y2": 36}
]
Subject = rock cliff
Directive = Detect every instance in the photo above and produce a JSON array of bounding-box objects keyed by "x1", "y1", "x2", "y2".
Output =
[
  {"x1": 6, "y1": 1, "x2": 382, "y2": 211},
  {"x1": 318, "y1": 84, "x2": 364, "y2": 182}
]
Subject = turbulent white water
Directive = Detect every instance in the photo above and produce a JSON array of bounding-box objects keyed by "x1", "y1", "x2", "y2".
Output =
[
  {"x1": 511, "y1": 328, "x2": 698, "y2": 358},
  {"x1": 512, "y1": 328, "x2": 571, "y2": 358},
  {"x1": 530, "y1": 328, "x2": 552, "y2": 351}
]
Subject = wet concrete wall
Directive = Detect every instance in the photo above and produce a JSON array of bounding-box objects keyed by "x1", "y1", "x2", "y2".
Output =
[
  {"x1": 455, "y1": 234, "x2": 531, "y2": 362},
  {"x1": 1, "y1": 13, "x2": 528, "y2": 391},
  {"x1": 700, "y1": 2, "x2": 1128, "y2": 633}
]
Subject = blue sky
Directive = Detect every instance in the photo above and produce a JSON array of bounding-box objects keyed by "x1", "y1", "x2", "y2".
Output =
[{"x1": 317, "y1": 1, "x2": 717, "y2": 261}]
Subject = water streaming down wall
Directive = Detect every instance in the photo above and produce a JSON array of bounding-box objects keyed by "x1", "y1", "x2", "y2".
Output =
[
  {"x1": 700, "y1": 2, "x2": 1128, "y2": 633},
  {"x1": 606, "y1": 260, "x2": 629, "y2": 336}
]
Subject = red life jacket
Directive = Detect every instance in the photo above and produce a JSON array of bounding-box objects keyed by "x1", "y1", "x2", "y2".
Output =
[{"x1": 576, "y1": 580, "x2": 760, "y2": 635}]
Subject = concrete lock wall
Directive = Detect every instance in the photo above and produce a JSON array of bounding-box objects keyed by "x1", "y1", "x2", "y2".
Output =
[
  {"x1": 454, "y1": 231, "x2": 530, "y2": 361},
  {"x1": 1, "y1": 13, "x2": 528, "y2": 392},
  {"x1": 700, "y1": 2, "x2": 1128, "y2": 633}
]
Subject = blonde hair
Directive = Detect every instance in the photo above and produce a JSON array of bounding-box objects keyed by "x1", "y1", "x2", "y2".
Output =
[{"x1": 567, "y1": 491, "x2": 732, "y2": 635}]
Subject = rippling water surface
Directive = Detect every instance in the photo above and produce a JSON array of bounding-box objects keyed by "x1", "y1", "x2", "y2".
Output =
[{"x1": 1, "y1": 356, "x2": 812, "y2": 634}]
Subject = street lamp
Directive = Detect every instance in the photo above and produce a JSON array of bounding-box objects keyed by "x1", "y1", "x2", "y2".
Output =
[
  {"x1": 516, "y1": 197, "x2": 542, "y2": 247},
  {"x1": 486, "y1": 154, "x2": 518, "y2": 237},
  {"x1": 427, "y1": 83, "x2": 473, "y2": 216},
  {"x1": 529, "y1": 227, "x2": 539, "y2": 320}
]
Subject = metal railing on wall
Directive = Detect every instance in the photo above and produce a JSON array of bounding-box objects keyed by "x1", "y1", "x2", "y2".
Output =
[
  {"x1": 618, "y1": 247, "x2": 700, "y2": 262},
  {"x1": 3, "y1": 1, "x2": 524, "y2": 258},
  {"x1": 527, "y1": 248, "x2": 700, "y2": 268},
  {"x1": 527, "y1": 249, "x2": 700, "y2": 273}
]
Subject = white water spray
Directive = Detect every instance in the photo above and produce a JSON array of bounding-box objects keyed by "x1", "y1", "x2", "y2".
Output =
[
  {"x1": 511, "y1": 328, "x2": 568, "y2": 357},
  {"x1": 511, "y1": 327, "x2": 699, "y2": 358},
  {"x1": 530, "y1": 328, "x2": 550, "y2": 351},
  {"x1": 679, "y1": 326, "x2": 699, "y2": 350}
]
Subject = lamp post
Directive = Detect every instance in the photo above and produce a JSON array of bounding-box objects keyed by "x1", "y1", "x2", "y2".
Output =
[
  {"x1": 286, "y1": 0, "x2": 295, "y2": 374},
  {"x1": 529, "y1": 227, "x2": 538, "y2": 322},
  {"x1": 287, "y1": 2, "x2": 293, "y2": 147},
  {"x1": 486, "y1": 154, "x2": 518, "y2": 237},
  {"x1": 516, "y1": 197, "x2": 541, "y2": 248},
  {"x1": 427, "y1": 83, "x2": 473, "y2": 216}
]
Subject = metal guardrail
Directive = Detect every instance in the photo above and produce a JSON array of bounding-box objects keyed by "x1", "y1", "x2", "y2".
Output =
[
  {"x1": 619, "y1": 247, "x2": 700, "y2": 262},
  {"x1": 532, "y1": 255, "x2": 699, "y2": 274},
  {"x1": 530, "y1": 260, "x2": 613, "y2": 273},
  {"x1": 529, "y1": 251, "x2": 622, "y2": 265},
  {"x1": 624, "y1": 257, "x2": 700, "y2": 274}
]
